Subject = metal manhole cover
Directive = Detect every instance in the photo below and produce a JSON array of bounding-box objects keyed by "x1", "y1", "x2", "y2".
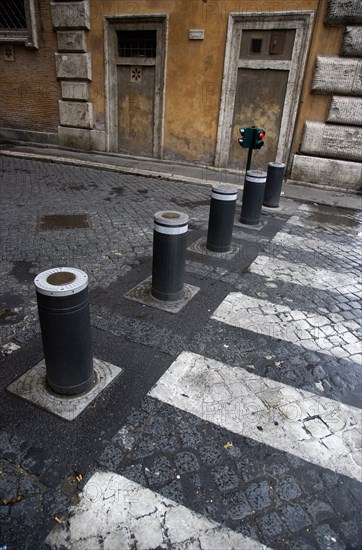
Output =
[{"x1": 38, "y1": 214, "x2": 90, "y2": 230}]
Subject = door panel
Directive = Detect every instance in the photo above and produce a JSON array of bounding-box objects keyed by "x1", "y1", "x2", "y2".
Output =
[
  {"x1": 107, "y1": 18, "x2": 166, "y2": 157},
  {"x1": 216, "y1": 13, "x2": 314, "y2": 170},
  {"x1": 228, "y1": 69, "x2": 289, "y2": 170},
  {"x1": 118, "y1": 65, "x2": 155, "y2": 157}
]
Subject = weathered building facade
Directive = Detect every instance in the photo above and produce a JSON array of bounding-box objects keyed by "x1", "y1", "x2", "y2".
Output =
[
  {"x1": 291, "y1": 0, "x2": 362, "y2": 190},
  {"x1": 0, "y1": 0, "x2": 361, "y2": 190}
]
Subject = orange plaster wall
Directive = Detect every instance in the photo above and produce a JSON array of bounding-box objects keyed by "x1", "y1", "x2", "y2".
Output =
[
  {"x1": 163, "y1": 1, "x2": 227, "y2": 163},
  {"x1": 0, "y1": 0, "x2": 331, "y2": 163},
  {"x1": 89, "y1": 0, "x2": 321, "y2": 164}
]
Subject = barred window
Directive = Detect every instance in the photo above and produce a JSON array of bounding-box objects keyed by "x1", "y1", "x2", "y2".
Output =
[
  {"x1": 117, "y1": 30, "x2": 157, "y2": 58},
  {"x1": 0, "y1": 0, "x2": 27, "y2": 29},
  {"x1": 0, "y1": 0, "x2": 38, "y2": 48}
]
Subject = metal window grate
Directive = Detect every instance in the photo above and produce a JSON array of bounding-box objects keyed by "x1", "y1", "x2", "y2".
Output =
[
  {"x1": 0, "y1": 0, "x2": 27, "y2": 29},
  {"x1": 117, "y1": 30, "x2": 157, "y2": 58}
]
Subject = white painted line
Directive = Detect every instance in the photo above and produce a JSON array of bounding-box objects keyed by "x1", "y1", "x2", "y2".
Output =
[
  {"x1": 249, "y1": 253, "x2": 361, "y2": 291},
  {"x1": 149, "y1": 351, "x2": 361, "y2": 480},
  {"x1": 274, "y1": 228, "x2": 361, "y2": 253},
  {"x1": 154, "y1": 222, "x2": 188, "y2": 235},
  {"x1": 211, "y1": 291, "x2": 359, "y2": 358},
  {"x1": 211, "y1": 191, "x2": 238, "y2": 201},
  {"x1": 45, "y1": 471, "x2": 268, "y2": 549}
]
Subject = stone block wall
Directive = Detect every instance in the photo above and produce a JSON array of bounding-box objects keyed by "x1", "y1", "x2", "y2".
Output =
[
  {"x1": 291, "y1": 0, "x2": 362, "y2": 191},
  {"x1": 51, "y1": 0, "x2": 104, "y2": 151}
]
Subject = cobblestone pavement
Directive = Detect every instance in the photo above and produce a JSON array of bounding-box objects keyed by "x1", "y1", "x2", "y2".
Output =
[{"x1": 0, "y1": 156, "x2": 361, "y2": 549}]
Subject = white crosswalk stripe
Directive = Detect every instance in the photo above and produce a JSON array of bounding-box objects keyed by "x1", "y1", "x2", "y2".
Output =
[
  {"x1": 248, "y1": 253, "x2": 361, "y2": 291},
  {"x1": 149, "y1": 351, "x2": 361, "y2": 481},
  {"x1": 211, "y1": 291, "x2": 360, "y2": 359},
  {"x1": 46, "y1": 210, "x2": 361, "y2": 548},
  {"x1": 45, "y1": 472, "x2": 269, "y2": 549}
]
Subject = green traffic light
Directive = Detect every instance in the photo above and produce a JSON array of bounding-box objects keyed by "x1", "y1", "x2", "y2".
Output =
[{"x1": 238, "y1": 127, "x2": 253, "y2": 148}]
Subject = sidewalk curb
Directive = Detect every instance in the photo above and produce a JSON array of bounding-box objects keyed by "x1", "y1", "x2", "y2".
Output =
[
  {"x1": 1, "y1": 148, "x2": 361, "y2": 209},
  {"x1": 0, "y1": 150, "x2": 237, "y2": 190}
]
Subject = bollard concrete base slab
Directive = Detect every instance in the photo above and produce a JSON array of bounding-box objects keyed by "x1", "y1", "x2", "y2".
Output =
[
  {"x1": 7, "y1": 358, "x2": 122, "y2": 421},
  {"x1": 125, "y1": 276, "x2": 199, "y2": 314},
  {"x1": 233, "y1": 219, "x2": 267, "y2": 231},
  {"x1": 262, "y1": 204, "x2": 283, "y2": 212},
  {"x1": 188, "y1": 237, "x2": 240, "y2": 260},
  {"x1": 262, "y1": 198, "x2": 300, "y2": 217}
]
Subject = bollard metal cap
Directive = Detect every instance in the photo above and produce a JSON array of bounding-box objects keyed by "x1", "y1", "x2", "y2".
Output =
[
  {"x1": 154, "y1": 211, "x2": 189, "y2": 227},
  {"x1": 211, "y1": 184, "x2": 238, "y2": 195},
  {"x1": 34, "y1": 267, "x2": 88, "y2": 297},
  {"x1": 268, "y1": 162, "x2": 285, "y2": 168},
  {"x1": 246, "y1": 170, "x2": 267, "y2": 177}
]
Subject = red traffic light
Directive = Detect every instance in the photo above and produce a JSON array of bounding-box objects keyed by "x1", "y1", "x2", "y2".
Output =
[{"x1": 258, "y1": 130, "x2": 265, "y2": 139}]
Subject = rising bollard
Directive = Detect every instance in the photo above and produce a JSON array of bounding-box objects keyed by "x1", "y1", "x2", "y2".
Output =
[
  {"x1": 152, "y1": 211, "x2": 189, "y2": 302},
  {"x1": 34, "y1": 267, "x2": 93, "y2": 396},
  {"x1": 206, "y1": 184, "x2": 238, "y2": 253},
  {"x1": 263, "y1": 162, "x2": 286, "y2": 208},
  {"x1": 240, "y1": 170, "x2": 267, "y2": 225}
]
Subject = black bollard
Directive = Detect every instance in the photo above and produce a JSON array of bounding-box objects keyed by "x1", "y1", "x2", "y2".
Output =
[
  {"x1": 240, "y1": 170, "x2": 267, "y2": 225},
  {"x1": 206, "y1": 184, "x2": 238, "y2": 253},
  {"x1": 152, "y1": 211, "x2": 189, "y2": 302},
  {"x1": 34, "y1": 267, "x2": 93, "y2": 396},
  {"x1": 263, "y1": 162, "x2": 286, "y2": 208}
]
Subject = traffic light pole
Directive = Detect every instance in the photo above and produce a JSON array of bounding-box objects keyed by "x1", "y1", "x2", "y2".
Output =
[{"x1": 246, "y1": 148, "x2": 253, "y2": 172}]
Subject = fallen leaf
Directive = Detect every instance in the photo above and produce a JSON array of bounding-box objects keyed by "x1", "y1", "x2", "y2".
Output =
[{"x1": 2, "y1": 495, "x2": 22, "y2": 506}]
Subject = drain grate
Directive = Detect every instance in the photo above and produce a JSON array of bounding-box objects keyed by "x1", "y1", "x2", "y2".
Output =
[{"x1": 38, "y1": 214, "x2": 90, "y2": 230}]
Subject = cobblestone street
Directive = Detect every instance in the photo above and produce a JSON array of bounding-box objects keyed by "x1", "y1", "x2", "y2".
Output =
[{"x1": 0, "y1": 156, "x2": 361, "y2": 549}]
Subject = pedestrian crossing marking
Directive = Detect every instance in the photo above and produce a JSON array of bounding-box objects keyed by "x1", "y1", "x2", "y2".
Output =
[
  {"x1": 149, "y1": 351, "x2": 361, "y2": 481},
  {"x1": 45, "y1": 471, "x2": 269, "y2": 549},
  {"x1": 248, "y1": 253, "x2": 361, "y2": 291},
  {"x1": 211, "y1": 292, "x2": 358, "y2": 359}
]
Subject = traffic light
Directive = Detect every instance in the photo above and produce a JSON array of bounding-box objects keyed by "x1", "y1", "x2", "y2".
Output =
[
  {"x1": 238, "y1": 127, "x2": 253, "y2": 148},
  {"x1": 253, "y1": 128, "x2": 265, "y2": 149},
  {"x1": 238, "y1": 127, "x2": 246, "y2": 148}
]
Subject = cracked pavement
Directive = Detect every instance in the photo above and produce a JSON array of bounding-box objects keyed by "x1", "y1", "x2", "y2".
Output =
[{"x1": 0, "y1": 156, "x2": 361, "y2": 549}]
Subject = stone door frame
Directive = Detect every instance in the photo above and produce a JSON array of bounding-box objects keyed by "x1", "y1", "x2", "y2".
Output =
[
  {"x1": 104, "y1": 14, "x2": 168, "y2": 157},
  {"x1": 215, "y1": 11, "x2": 314, "y2": 168}
]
